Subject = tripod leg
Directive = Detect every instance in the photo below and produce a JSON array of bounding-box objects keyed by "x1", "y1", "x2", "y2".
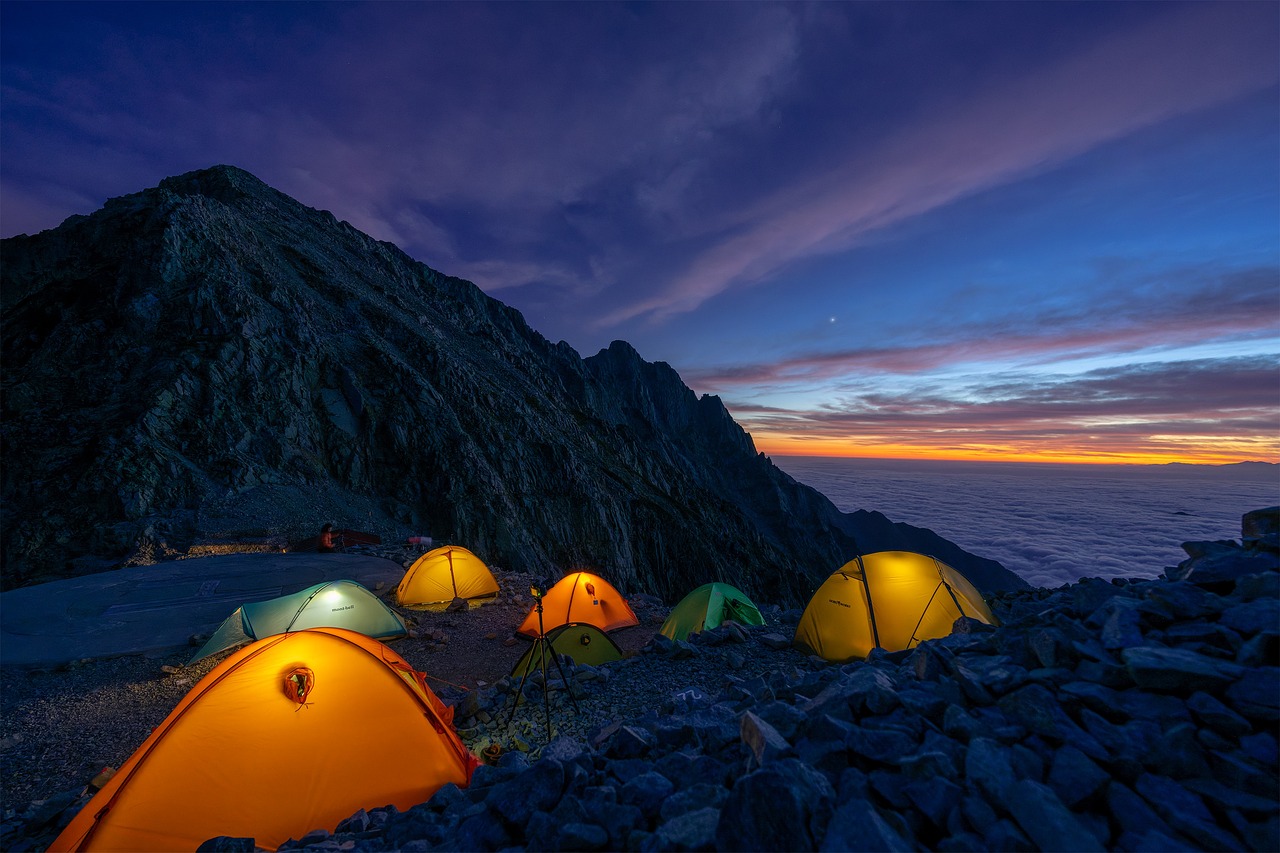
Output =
[
  {"x1": 537, "y1": 637, "x2": 553, "y2": 739},
  {"x1": 506, "y1": 651, "x2": 536, "y2": 728},
  {"x1": 547, "y1": 645, "x2": 580, "y2": 714}
]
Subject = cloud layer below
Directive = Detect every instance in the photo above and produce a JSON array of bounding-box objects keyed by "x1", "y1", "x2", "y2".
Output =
[{"x1": 776, "y1": 456, "x2": 1279, "y2": 587}]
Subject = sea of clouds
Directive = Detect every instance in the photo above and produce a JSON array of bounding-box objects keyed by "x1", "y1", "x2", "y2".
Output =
[{"x1": 774, "y1": 456, "x2": 1279, "y2": 589}]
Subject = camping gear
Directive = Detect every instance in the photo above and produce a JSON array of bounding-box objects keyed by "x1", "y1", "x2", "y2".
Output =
[
  {"x1": 793, "y1": 550, "x2": 996, "y2": 663},
  {"x1": 49, "y1": 628, "x2": 477, "y2": 853},
  {"x1": 188, "y1": 579, "x2": 406, "y2": 665},
  {"x1": 396, "y1": 545, "x2": 499, "y2": 608},
  {"x1": 516, "y1": 571, "x2": 638, "y2": 636},
  {"x1": 660, "y1": 582, "x2": 764, "y2": 641},
  {"x1": 511, "y1": 622, "x2": 623, "y2": 677},
  {"x1": 506, "y1": 582, "x2": 580, "y2": 741},
  {"x1": 288, "y1": 528, "x2": 382, "y2": 552}
]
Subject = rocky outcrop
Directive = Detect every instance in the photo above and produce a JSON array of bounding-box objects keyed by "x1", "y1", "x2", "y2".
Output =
[
  {"x1": 1, "y1": 165, "x2": 1023, "y2": 600},
  {"x1": 264, "y1": 508, "x2": 1273, "y2": 852}
]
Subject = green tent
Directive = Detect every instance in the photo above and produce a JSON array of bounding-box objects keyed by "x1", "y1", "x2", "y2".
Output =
[
  {"x1": 189, "y1": 580, "x2": 406, "y2": 665},
  {"x1": 660, "y1": 582, "x2": 764, "y2": 641},
  {"x1": 511, "y1": 622, "x2": 623, "y2": 678}
]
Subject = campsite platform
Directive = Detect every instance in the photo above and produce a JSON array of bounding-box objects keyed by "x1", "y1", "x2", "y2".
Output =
[{"x1": 0, "y1": 553, "x2": 405, "y2": 669}]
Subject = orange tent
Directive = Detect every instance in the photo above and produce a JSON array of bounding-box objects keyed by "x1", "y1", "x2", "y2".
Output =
[
  {"x1": 50, "y1": 628, "x2": 477, "y2": 852},
  {"x1": 396, "y1": 545, "x2": 499, "y2": 608},
  {"x1": 517, "y1": 571, "x2": 638, "y2": 636}
]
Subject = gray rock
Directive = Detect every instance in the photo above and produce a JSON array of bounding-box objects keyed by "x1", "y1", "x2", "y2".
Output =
[
  {"x1": 758, "y1": 632, "x2": 792, "y2": 650},
  {"x1": 604, "y1": 725, "x2": 658, "y2": 759},
  {"x1": 1122, "y1": 646, "x2": 1245, "y2": 691},
  {"x1": 964, "y1": 737, "x2": 1016, "y2": 801},
  {"x1": 1219, "y1": 598, "x2": 1280, "y2": 636},
  {"x1": 820, "y1": 797, "x2": 914, "y2": 852},
  {"x1": 1135, "y1": 772, "x2": 1245, "y2": 851},
  {"x1": 620, "y1": 771, "x2": 674, "y2": 818},
  {"x1": 487, "y1": 758, "x2": 564, "y2": 826},
  {"x1": 716, "y1": 759, "x2": 835, "y2": 852},
  {"x1": 556, "y1": 821, "x2": 610, "y2": 851},
  {"x1": 196, "y1": 838, "x2": 256, "y2": 853},
  {"x1": 659, "y1": 784, "x2": 728, "y2": 822},
  {"x1": 653, "y1": 807, "x2": 719, "y2": 852},
  {"x1": 846, "y1": 725, "x2": 916, "y2": 765},
  {"x1": 1047, "y1": 745, "x2": 1109, "y2": 808},
  {"x1": 740, "y1": 710, "x2": 792, "y2": 765},
  {"x1": 1004, "y1": 779, "x2": 1103, "y2": 852},
  {"x1": 904, "y1": 776, "x2": 963, "y2": 828},
  {"x1": 1224, "y1": 666, "x2": 1280, "y2": 721}
]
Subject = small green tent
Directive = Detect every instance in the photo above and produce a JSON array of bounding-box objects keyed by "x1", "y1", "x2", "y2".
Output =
[
  {"x1": 511, "y1": 623, "x2": 623, "y2": 678},
  {"x1": 660, "y1": 582, "x2": 764, "y2": 641},
  {"x1": 189, "y1": 580, "x2": 406, "y2": 665}
]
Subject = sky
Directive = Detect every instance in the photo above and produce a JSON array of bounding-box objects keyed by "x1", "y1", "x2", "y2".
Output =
[{"x1": 3, "y1": 1, "x2": 1278, "y2": 465}]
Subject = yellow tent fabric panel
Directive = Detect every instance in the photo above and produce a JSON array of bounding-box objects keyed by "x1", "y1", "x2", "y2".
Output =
[
  {"x1": 517, "y1": 571, "x2": 638, "y2": 636},
  {"x1": 50, "y1": 629, "x2": 474, "y2": 853},
  {"x1": 396, "y1": 545, "x2": 499, "y2": 608},
  {"x1": 794, "y1": 551, "x2": 996, "y2": 663}
]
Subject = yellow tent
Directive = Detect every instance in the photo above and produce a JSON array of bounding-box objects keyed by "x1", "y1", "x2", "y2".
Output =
[
  {"x1": 517, "y1": 571, "x2": 638, "y2": 636},
  {"x1": 49, "y1": 628, "x2": 477, "y2": 853},
  {"x1": 794, "y1": 551, "x2": 995, "y2": 663},
  {"x1": 396, "y1": 545, "x2": 499, "y2": 608}
]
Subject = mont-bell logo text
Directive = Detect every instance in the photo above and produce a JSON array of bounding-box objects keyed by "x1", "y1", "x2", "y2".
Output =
[
  {"x1": 331, "y1": 604, "x2": 355, "y2": 612},
  {"x1": 828, "y1": 599, "x2": 851, "y2": 608}
]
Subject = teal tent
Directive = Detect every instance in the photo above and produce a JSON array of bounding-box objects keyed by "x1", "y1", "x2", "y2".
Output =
[
  {"x1": 659, "y1": 582, "x2": 764, "y2": 641},
  {"x1": 188, "y1": 580, "x2": 406, "y2": 665}
]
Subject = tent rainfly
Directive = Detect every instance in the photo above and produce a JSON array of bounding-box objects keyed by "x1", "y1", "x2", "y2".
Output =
[
  {"x1": 517, "y1": 571, "x2": 638, "y2": 636},
  {"x1": 396, "y1": 545, "x2": 499, "y2": 608},
  {"x1": 511, "y1": 622, "x2": 623, "y2": 678},
  {"x1": 660, "y1": 582, "x2": 764, "y2": 642},
  {"x1": 188, "y1": 579, "x2": 406, "y2": 665},
  {"x1": 793, "y1": 550, "x2": 996, "y2": 663},
  {"x1": 50, "y1": 628, "x2": 477, "y2": 853}
]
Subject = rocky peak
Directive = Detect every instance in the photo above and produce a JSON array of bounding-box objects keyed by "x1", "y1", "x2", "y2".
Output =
[{"x1": 0, "y1": 166, "x2": 1026, "y2": 601}]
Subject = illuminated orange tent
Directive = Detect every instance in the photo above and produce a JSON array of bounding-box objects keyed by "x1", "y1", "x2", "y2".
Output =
[
  {"x1": 793, "y1": 551, "x2": 996, "y2": 663},
  {"x1": 517, "y1": 571, "x2": 638, "y2": 636},
  {"x1": 50, "y1": 628, "x2": 477, "y2": 853},
  {"x1": 396, "y1": 545, "x2": 499, "y2": 608}
]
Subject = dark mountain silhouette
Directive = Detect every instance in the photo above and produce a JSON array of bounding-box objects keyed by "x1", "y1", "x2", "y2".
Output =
[{"x1": 0, "y1": 165, "x2": 1026, "y2": 600}]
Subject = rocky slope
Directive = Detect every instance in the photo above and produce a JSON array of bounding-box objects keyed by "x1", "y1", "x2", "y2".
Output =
[{"x1": 0, "y1": 165, "x2": 1022, "y2": 601}]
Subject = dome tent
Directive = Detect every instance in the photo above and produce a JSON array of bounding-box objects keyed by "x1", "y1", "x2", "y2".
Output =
[
  {"x1": 660, "y1": 582, "x2": 764, "y2": 641},
  {"x1": 188, "y1": 579, "x2": 406, "y2": 665},
  {"x1": 517, "y1": 571, "x2": 638, "y2": 636},
  {"x1": 794, "y1": 551, "x2": 996, "y2": 663},
  {"x1": 396, "y1": 545, "x2": 499, "y2": 608},
  {"x1": 511, "y1": 622, "x2": 623, "y2": 677},
  {"x1": 51, "y1": 628, "x2": 477, "y2": 853}
]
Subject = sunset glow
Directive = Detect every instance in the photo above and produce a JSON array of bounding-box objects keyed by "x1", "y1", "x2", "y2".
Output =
[{"x1": 751, "y1": 436, "x2": 1277, "y2": 467}]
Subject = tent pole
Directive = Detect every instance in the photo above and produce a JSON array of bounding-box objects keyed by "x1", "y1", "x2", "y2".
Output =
[
  {"x1": 908, "y1": 584, "x2": 945, "y2": 647},
  {"x1": 932, "y1": 557, "x2": 969, "y2": 617},
  {"x1": 447, "y1": 550, "x2": 458, "y2": 599},
  {"x1": 858, "y1": 555, "x2": 883, "y2": 651}
]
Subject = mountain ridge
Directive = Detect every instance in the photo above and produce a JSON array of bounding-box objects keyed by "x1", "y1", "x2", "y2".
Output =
[{"x1": 0, "y1": 164, "x2": 1026, "y2": 600}]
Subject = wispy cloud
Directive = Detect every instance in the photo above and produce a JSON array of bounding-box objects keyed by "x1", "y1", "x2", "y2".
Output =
[
  {"x1": 688, "y1": 264, "x2": 1280, "y2": 389},
  {"x1": 730, "y1": 356, "x2": 1280, "y2": 462},
  {"x1": 600, "y1": 3, "x2": 1280, "y2": 327}
]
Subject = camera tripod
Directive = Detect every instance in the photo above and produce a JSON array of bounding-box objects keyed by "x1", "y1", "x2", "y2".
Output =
[{"x1": 506, "y1": 588, "x2": 579, "y2": 741}]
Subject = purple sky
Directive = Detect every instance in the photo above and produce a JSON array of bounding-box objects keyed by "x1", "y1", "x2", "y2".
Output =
[{"x1": 3, "y1": 2, "x2": 1277, "y2": 462}]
